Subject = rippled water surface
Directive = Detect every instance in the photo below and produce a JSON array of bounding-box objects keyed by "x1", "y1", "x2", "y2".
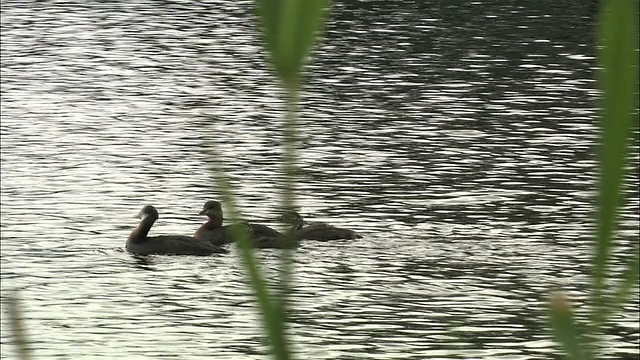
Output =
[{"x1": 1, "y1": 1, "x2": 638, "y2": 359}]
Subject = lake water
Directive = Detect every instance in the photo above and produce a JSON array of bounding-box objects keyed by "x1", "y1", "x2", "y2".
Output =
[{"x1": 1, "y1": 1, "x2": 638, "y2": 359}]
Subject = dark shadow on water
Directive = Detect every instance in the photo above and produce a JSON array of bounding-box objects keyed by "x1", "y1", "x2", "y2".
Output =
[{"x1": 131, "y1": 255, "x2": 157, "y2": 271}]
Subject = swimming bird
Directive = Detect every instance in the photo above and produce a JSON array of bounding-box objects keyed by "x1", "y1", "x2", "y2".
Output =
[
  {"x1": 127, "y1": 205, "x2": 228, "y2": 256},
  {"x1": 280, "y1": 210, "x2": 362, "y2": 241},
  {"x1": 194, "y1": 200, "x2": 283, "y2": 246},
  {"x1": 233, "y1": 222, "x2": 298, "y2": 249}
]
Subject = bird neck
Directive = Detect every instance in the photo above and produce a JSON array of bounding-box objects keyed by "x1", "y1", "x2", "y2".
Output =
[
  {"x1": 194, "y1": 215, "x2": 223, "y2": 240},
  {"x1": 128, "y1": 214, "x2": 157, "y2": 243},
  {"x1": 204, "y1": 215, "x2": 223, "y2": 229}
]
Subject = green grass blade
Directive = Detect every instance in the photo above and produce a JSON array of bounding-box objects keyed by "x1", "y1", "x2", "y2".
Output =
[
  {"x1": 549, "y1": 292, "x2": 592, "y2": 360},
  {"x1": 255, "y1": 0, "x2": 280, "y2": 62},
  {"x1": 274, "y1": 89, "x2": 299, "y2": 319},
  {"x1": 613, "y1": 246, "x2": 640, "y2": 309},
  {"x1": 207, "y1": 147, "x2": 291, "y2": 360},
  {"x1": 6, "y1": 291, "x2": 32, "y2": 360},
  {"x1": 252, "y1": 3, "x2": 331, "y2": 358},
  {"x1": 592, "y1": 0, "x2": 639, "y2": 327},
  {"x1": 592, "y1": 248, "x2": 640, "y2": 345},
  {"x1": 256, "y1": 0, "x2": 329, "y2": 89}
]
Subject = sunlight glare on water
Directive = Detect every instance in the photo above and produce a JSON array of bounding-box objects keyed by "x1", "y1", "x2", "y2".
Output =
[{"x1": 1, "y1": 1, "x2": 638, "y2": 359}]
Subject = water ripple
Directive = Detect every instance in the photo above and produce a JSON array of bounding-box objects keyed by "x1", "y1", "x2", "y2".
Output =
[{"x1": 2, "y1": 1, "x2": 638, "y2": 359}]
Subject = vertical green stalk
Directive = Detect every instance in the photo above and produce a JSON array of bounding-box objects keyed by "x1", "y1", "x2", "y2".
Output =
[
  {"x1": 549, "y1": 292, "x2": 592, "y2": 360},
  {"x1": 550, "y1": 0, "x2": 638, "y2": 358},
  {"x1": 276, "y1": 88, "x2": 299, "y2": 320},
  {"x1": 282, "y1": 89, "x2": 299, "y2": 219},
  {"x1": 251, "y1": 2, "x2": 328, "y2": 359},
  {"x1": 6, "y1": 291, "x2": 32, "y2": 360},
  {"x1": 591, "y1": 0, "x2": 638, "y2": 335},
  {"x1": 208, "y1": 150, "x2": 292, "y2": 360}
]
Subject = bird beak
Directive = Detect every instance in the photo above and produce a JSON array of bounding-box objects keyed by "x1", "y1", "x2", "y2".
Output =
[{"x1": 199, "y1": 208, "x2": 207, "y2": 216}]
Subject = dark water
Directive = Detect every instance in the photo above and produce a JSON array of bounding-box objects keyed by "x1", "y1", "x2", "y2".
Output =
[{"x1": 1, "y1": 0, "x2": 638, "y2": 359}]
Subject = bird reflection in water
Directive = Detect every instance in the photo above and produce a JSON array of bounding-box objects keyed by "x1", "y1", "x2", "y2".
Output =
[{"x1": 132, "y1": 255, "x2": 157, "y2": 271}]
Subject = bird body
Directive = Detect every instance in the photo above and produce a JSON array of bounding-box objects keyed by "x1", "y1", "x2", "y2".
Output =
[
  {"x1": 195, "y1": 200, "x2": 288, "y2": 248},
  {"x1": 127, "y1": 205, "x2": 228, "y2": 256},
  {"x1": 280, "y1": 211, "x2": 361, "y2": 241}
]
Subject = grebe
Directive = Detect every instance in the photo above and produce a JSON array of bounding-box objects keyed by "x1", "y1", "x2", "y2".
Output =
[
  {"x1": 280, "y1": 210, "x2": 361, "y2": 241},
  {"x1": 195, "y1": 200, "x2": 282, "y2": 246},
  {"x1": 127, "y1": 205, "x2": 228, "y2": 256}
]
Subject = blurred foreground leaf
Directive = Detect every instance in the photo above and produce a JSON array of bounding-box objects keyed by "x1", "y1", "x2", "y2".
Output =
[
  {"x1": 256, "y1": 0, "x2": 329, "y2": 90},
  {"x1": 551, "y1": 0, "x2": 638, "y2": 358},
  {"x1": 549, "y1": 292, "x2": 592, "y2": 360},
  {"x1": 6, "y1": 291, "x2": 32, "y2": 360},
  {"x1": 208, "y1": 152, "x2": 291, "y2": 360},
  {"x1": 591, "y1": 0, "x2": 638, "y2": 324}
]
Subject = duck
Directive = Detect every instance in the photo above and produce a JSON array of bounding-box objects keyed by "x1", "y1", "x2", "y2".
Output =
[
  {"x1": 233, "y1": 222, "x2": 298, "y2": 249},
  {"x1": 279, "y1": 210, "x2": 362, "y2": 241},
  {"x1": 127, "y1": 205, "x2": 228, "y2": 256},
  {"x1": 194, "y1": 200, "x2": 283, "y2": 246}
]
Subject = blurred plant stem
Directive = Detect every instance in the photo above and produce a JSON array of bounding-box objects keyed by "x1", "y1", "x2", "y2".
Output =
[
  {"x1": 203, "y1": 2, "x2": 328, "y2": 359},
  {"x1": 549, "y1": 0, "x2": 639, "y2": 358},
  {"x1": 207, "y1": 150, "x2": 292, "y2": 359},
  {"x1": 6, "y1": 291, "x2": 32, "y2": 360},
  {"x1": 276, "y1": 88, "x2": 299, "y2": 317}
]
